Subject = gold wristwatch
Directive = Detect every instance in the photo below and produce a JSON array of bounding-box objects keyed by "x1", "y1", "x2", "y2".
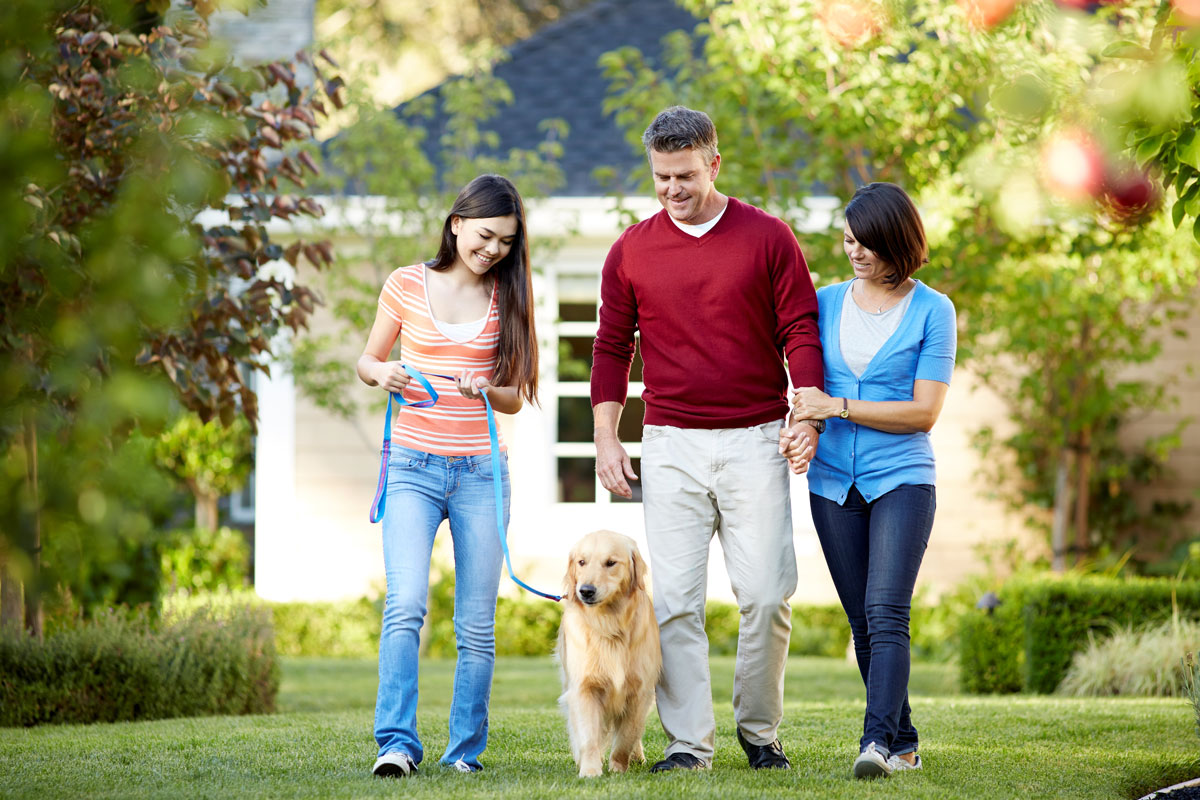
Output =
[{"x1": 839, "y1": 397, "x2": 850, "y2": 419}]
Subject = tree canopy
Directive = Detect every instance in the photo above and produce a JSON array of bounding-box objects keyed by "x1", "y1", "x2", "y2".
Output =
[{"x1": 601, "y1": 0, "x2": 1200, "y2": 567}]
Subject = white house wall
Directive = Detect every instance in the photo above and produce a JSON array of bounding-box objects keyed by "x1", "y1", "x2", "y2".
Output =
[{"x1": 253, "y1": 195, "x2": 1040, "y2": 606}]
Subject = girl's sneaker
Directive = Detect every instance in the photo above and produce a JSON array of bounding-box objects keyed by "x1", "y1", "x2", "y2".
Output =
[
  {"x1": 372, "y1": 751, "x2": 417, "y2": 778},
  {"x1": 852, "y1": 742, "x2": 893, "y2": 779},
  {"x1": 887, "y1": 752, "x2": 922, "y2": 772}
]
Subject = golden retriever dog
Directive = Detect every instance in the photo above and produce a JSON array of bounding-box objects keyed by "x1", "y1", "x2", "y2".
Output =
[{"x1": 557, "y1": 530, "x2": 661, "y2": 778}]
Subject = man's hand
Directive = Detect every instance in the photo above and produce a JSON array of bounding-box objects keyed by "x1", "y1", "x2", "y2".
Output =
[
  {"x1": 595, "y1": 431, "x2": 638, "y2": 499},
  {"x1": 779, "y1": 421, "x2": 819, "y2": 475}
]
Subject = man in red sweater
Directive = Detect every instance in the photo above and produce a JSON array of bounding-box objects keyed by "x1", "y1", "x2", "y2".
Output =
[{"x1": 591, "y1": 106, "x2": 824, "y2": 772}]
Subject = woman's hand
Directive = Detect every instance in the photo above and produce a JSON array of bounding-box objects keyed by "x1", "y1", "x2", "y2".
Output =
[
  {"x1": 791, "y1": 386, "x2": 839, "y2": 421},
  {"x1": 456, "y1": 371, "x2": 492, "y2": 400},
  {"x1": 372, "y1": 361, "x2": 412, "y2": 394}
]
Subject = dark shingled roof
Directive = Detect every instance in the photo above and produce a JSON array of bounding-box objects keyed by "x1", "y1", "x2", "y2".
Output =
[{"x1": 403, "y1": 0, "x2": 702, "y2": 197}]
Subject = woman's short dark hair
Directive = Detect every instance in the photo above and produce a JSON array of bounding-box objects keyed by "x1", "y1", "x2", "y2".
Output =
[{"x1": 844, "y1": 182, "x2": 929, "y2": 286}]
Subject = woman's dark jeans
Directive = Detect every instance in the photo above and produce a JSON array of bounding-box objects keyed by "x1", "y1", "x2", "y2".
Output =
[{"x1": 809, "y1": 484, "x2": 935, "y2": 757}]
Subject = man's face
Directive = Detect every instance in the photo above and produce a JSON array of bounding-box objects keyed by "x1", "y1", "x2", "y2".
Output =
[{"x1": 649, "y1": 147, "x2": 721, "y2": 225}]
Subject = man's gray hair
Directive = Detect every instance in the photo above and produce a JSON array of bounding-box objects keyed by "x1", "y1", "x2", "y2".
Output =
[{"x1": 642, "y1": 106, "x2": 719, "y2": 165}]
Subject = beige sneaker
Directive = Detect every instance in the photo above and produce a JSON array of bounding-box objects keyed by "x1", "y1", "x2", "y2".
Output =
[{"x1": 887, "y1": 752, "x2": 922, "y2": 772}]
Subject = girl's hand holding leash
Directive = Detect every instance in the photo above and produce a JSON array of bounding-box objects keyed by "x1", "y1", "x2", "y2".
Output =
[
  {"x1": 455, "y1": 371, "x2": 492, "y2": 400},
  {"x1": 373, "y1": 361, "x2": 413, "y2": 394}
]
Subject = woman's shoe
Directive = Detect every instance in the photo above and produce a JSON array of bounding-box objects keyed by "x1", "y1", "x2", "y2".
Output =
[{"x1": 887, "y1": 752, "x2": 922, "y2": 772}]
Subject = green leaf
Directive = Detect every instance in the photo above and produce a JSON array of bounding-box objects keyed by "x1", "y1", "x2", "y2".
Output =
[
  {"x1": 1101, "y1": 41, "x2": 1154, "y2": 59},
  {"x1": 1136, "y1": 135, "x2": 1164, "y2": 165},
  {"x1": 1194, "y1": 215, "x2": 1200, "y2": 247},
  {"x1": 1173, "y1": 198, "x2": 1186, "y2": 230},
  {"x1": 1178, "y1": 129, "x2": 1200, "y2": 171}
]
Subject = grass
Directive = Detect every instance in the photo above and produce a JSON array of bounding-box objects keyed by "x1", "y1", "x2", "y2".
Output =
[{"x1": 0, "y1": 655, "x2": 1196, "y2": 800}]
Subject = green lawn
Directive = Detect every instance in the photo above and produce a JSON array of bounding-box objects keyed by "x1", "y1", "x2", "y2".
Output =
[{"x1": 1, "y1": 655, "x2": 1196, "y2": 799}]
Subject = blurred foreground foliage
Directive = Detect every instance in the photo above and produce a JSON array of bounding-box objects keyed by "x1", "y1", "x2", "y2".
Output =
[{"x1": 1, "y1": 0, "x2": 339, "y2": 632}]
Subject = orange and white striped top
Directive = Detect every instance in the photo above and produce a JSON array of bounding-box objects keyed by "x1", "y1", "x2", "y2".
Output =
[{"x1": 377, "y1": 264, "x2": 505, "y2": 456}]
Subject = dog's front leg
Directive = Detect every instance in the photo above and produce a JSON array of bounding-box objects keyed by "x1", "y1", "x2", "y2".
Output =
[
  {"x1": 574, "y1": 689, "x2": 606, "y2": 778},
  {"x1": 608, "y1": 701, "x2": 649, "y2": 772}
]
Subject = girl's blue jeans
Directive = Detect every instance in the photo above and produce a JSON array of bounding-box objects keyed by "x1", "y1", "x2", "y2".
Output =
[
  {"x1": 809, "y1": 483, "x2": 935, "y2": 758},
  {"x1": 374, "y1": 445, "x2": 508, "y2": 770}
]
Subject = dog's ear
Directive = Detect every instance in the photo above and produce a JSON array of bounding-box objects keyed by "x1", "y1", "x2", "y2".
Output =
[
  {"x1": 629, "y1": 545, "x2": 647, "y2": 595},
  {"x1": 564, "y1": 550, "x2": 578, "y2": 601}
]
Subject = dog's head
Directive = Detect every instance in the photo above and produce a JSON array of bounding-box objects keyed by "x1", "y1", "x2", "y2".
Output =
[{"x1": 563, "y1": 530, "x2": 647, "y2": 608}]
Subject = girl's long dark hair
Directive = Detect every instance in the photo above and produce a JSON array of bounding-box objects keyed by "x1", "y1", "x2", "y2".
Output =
[{"x1": 428, "y1": 174, "x2": 539, "y2": 404}]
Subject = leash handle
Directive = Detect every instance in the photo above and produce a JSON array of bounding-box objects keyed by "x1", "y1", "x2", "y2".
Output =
[
  {"x1": 369, "y1": 365, "x2": 439, "y2": 523},
  {"x1": 369, "y1": 366, "x2": 561, "y2": 602}
]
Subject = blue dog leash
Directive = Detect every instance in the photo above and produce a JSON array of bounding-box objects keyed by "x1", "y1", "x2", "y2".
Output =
[{"x1": 369, "y1": 364, "x2": 561, "y2": 602}]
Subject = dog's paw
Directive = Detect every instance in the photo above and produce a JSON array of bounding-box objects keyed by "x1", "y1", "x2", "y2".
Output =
[
  {"x1": 608, "y1": 755, "x2": 629, "y2": 773},
  {"x1": 578, "y1": 762, "x2": 603, "y2": 778}
]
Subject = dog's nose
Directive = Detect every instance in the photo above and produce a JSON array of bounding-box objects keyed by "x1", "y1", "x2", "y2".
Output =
[{"x1": 578, "y1": 584, "x2": 597, "y2": 602}]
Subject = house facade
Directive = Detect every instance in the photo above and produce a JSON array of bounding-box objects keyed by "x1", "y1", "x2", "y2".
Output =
[{"x1": 217, "y1": 0, "x2": 1199, "y2": 606}]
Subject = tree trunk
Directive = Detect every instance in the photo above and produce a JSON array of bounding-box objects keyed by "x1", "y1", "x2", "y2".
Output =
[
  {"x1": 22, "y1": 413, "x2": 43, "y2": 640},
  {"x1": 195, "y1": 492, "x2": 219, "y2": 532},
  {"x1": 1073, "y1": 429, "x2": 1092, "y2": 566},
  {"x1": 1051, "y1": 448, "x2": 1071, "y2": 573},
  {"x1": 0, "y1": 553, "x2": 23, "y2": 630}
]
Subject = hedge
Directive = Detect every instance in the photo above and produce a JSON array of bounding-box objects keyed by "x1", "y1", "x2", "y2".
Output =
[
  {"x1": 270, "y1": 594, "x2": 855, "y2": 659},
  {"x1": 958, "y1": 575, "x2": 1200, "y2": 694},
  {"x1": 0, "y1": 601, "x2": 278, "y2": 727}
]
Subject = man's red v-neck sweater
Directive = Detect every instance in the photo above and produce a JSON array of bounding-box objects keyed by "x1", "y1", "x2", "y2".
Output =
[{"x1": 591, "y1": 197, "x2": 824, "y2": 429}]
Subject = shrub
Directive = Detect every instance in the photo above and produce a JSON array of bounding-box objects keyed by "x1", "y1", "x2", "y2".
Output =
[
  {"x1": 958, "y1": 575, "x2": 1200, "y2": 693},
  {"x1": 158, "y1": 526, "x2": 250, "y2": 594},
  {"x1": 703, "y1": 601, "x2": 850, "y2": 658},
  {"x1": 959, "y1": 600, "x2": 1025, "y2": 694},
  {"x1": 494, "y1": 597, "x2": 562, "y2": 656},
  {"x1": 0, "y1": 599, "x2": 277, "y2": 726},
  {"x1": 1059, "y1": 618, "x2": 1200, "y2": 697},
  {"x1": 270, "y1": 597, "x2": 382, "y2": 659},
  {"x1": 1183, "y1": 651, "x2": 1200, "y2": 746}
]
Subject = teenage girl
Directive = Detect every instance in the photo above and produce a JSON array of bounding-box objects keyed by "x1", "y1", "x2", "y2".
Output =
[{"x1": 356, "y1": 174, "x2": 539, "y2": 777}]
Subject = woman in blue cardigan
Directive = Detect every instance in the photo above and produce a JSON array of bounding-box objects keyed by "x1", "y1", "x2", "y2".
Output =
[{"x1": 782, "y1": 182, "x2": 956, "y2": 779}]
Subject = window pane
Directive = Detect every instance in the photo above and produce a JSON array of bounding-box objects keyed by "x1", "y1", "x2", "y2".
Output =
[
  {"x1": 557, "y1": 336, "x2": 592, "y2": 381},
  {"x1": 559, "y1": 301, "x2": 595, "y2": 322},
  {"x1": 612, "y1": 458, "x2": 643, "y2": 503},
  {"x1": 557, "y1": 396, "x2": 594, "y2": 442},
  {"x1": 557, "y1": 457, "x2": 595, "y2": 503}
]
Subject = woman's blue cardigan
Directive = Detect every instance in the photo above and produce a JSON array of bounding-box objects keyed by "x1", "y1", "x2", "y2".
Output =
[{"x1": 806, "y1": 279, "x2": 957, "y2": 506}]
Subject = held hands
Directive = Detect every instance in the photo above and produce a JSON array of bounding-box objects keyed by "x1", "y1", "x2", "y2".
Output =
[
  {"x1": 791, "y1": 386, "x2": 838, "y2": 421},
  {"x1": 778, "y1": 422, "x2": 818, "y2": 475}
]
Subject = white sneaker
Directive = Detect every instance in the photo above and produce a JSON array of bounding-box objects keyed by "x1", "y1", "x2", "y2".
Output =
[
  {"x1": 852, "y1": 742, "x2": 893, "y2": 779},
  {"x1": 372, "y1": 751, "x2": 417, "y2": 778},
  {"x1": 887, "y1": 752, "x2": 922, "y2": 772}
]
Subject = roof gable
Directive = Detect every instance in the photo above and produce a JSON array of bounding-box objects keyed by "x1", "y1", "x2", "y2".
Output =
[{"x1": 403, "y1": 0, "x2": 702, "y2": 197}]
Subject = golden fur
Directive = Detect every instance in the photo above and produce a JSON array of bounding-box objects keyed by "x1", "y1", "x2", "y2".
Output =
[{"x1": 556, "y1": 530, "x2": 662, "y2": 778}]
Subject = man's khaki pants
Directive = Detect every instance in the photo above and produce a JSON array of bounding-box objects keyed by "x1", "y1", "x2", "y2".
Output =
[{"x1": 640, "y1": 421, "x2": 797, "y2": 764}]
